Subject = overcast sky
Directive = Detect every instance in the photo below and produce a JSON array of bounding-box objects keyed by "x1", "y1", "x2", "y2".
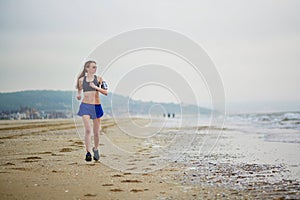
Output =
[{"x1": 0, "y1": 0, "x2": 299, "y2": 111}]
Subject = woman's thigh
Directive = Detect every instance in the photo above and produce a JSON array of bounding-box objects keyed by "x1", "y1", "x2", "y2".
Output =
[
  {"x1": 93, "y1": 118, "x2": 101, "y2": 128},
  {"x1": 82, "y1": 115, "x2": 91, "y2": 130}
]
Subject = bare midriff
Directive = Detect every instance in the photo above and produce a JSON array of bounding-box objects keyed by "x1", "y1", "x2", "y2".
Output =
[{"x1": 82, "y1": 91, "x2": 101, "y2": 104}]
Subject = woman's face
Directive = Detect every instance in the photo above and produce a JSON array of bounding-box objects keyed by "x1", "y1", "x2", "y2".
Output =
[{"x1": 86, "y1": 63, "x2": 97, "y2": 74}]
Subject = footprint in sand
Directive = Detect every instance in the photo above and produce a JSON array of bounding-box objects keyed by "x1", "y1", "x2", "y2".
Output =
[
  {"x1": 10, "y1": 167, "x2": 31, "y2": 171},
  {"x1": 51, "y1": 153, "x2": 63, "y2": 156},
  {"x1": 84, "y1": 194, "x2": 97, "y2": 197},
  {"x1": 112, "y1": 174, "x2": 123, "y2": 177},
  {"x1": 32, "y1": 151, "x2": 52, "y2": 155},
  {"x1": 25, "y1": 156, "x2": 42, "y2": 160},
  {"x1": 102, "y1": 183, "x2": 114, "y2": 186},
  {"x1": 121, "y1": 179, "x2": 142, "y2": 183},
  {"x1": 149, "y1": 155, "x2": 160, "y2": 159},
  {"x1": 59, "y1": 148, "x2": 74, "y2": 152},
  {"x1": 110, "y1": 188, "x2": 123, "y2": 192},
  {"x1": 128, "y1": 158, "x2": 142, "y2": 162},
  {"x1": 130, "y1": 189, "x2": 144, "y2": 193},
  {"x1": 22, "y1": 156, "x2": 42, "y2": 163},
  {"x1": 1, "y1": 162, "x2": 15, "y2": 166},
  {"x1": 70, "y1": 141, "x2": 84, "y2": 148},
  {"x1": 138, "y1": 148, "x2": 149, "y2": 152},
  {"x1": 127, "y1": 163, "x2": 136, "y2": 166},
  {"x1": 73, "y1": 141, "x2": 83, "y2": 145},
  {"x1": 51, "y1": 170, "x2": 63, "y2": 173}
]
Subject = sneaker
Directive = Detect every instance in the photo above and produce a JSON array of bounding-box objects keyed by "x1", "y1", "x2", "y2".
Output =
[
  {"x1": 93, "y1": 148, "x2": 100, "y2": 161},
  {"x1": 85, "y1": 152, "x2": 92, "y2": 162}
]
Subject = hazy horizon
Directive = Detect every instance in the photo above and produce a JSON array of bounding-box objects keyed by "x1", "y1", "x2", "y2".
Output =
[{"x1": 1, "y1": 0, "x2": 299, "y2": 113}]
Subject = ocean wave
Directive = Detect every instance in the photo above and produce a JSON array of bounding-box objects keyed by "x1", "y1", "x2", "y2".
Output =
[
  {"x1": 228, "y1": 111, "x2": 300, "y2": 130},
  {"x1": 281, "y1": 112, "x2": 300, "y2": 121}
]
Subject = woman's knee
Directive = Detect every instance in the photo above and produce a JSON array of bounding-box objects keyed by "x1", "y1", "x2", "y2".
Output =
[{"x1": 85, "y1": 128, "x2": 92, "y2": 135}]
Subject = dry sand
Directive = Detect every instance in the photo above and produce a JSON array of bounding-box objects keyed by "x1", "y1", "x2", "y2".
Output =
[{"x1": 0, "y1": 118, "x2": 298, "y2": 199}]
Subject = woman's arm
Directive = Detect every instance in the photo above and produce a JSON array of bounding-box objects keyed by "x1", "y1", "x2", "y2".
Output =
[
  {"x1": 96, "y1": 85, "x2": 108, "y2": 96},
  {"x1": 98, "y1": 87, "x2": 108, "y2": 96},
  {"x1": 89, "y1": 82, "x2": 108, "y2": 96},
  {"x1": 77, "y1": 78, "x2": 83, "y2": 100}
]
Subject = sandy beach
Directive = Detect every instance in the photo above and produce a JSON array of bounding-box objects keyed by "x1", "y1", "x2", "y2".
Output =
[{"x1": 0, "y1": 117, "x2": 299, "y2": 199}]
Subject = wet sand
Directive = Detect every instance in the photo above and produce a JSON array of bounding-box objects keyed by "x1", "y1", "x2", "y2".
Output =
[{"x1": 0, "y1": 118, "x2": 299, "y2": 199}]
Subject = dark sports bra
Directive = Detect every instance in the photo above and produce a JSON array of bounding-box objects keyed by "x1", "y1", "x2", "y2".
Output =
[{"x1": 82, "y1": 75, "x2": 100, "y2": 92}]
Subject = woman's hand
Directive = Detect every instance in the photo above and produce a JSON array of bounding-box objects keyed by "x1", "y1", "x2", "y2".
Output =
[
  {"x1": 89, "y1": 82, "x2": 108, "y2": 96},
  {"x1": 77, "y1": 94, "x2": 81, "y2": 100},
  {"x1": 89, "y1": 82, "x2": 97, "y2": 89}
]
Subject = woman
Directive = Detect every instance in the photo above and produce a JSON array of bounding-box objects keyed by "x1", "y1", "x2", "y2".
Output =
[{"x1": 76, "y1": 60, "x2": 108, "y2": 162}]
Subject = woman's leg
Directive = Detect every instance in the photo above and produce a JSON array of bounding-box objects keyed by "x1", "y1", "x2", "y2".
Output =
[
  {"x1": 82, "y1": 115, "x2": 92, "y2": 152},
  {"x1": 93, "y1": 118, "x2": 101, "y2": 150}
]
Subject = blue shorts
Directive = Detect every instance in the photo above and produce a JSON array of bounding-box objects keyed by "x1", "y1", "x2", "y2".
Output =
[{"x1": 77, "y1": 103, "x2": 104, "y2": 119}]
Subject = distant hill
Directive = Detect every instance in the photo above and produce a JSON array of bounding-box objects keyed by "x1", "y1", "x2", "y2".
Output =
[
  {"x1": 0, "y1": 90, "x2": 211, "y2": 116},
  {"x1": 0, "y1": 90, "x2": 72, "y2": 111}
]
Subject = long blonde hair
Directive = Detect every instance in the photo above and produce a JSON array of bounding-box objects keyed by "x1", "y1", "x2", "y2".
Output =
[{"x1": 76, "y1": 60, "x2": 96, "y2": 89}]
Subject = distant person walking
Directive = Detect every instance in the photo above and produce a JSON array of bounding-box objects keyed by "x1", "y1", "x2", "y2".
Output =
[{"x1": 76, "y1": 60, "x2": 108, "y2": 162}]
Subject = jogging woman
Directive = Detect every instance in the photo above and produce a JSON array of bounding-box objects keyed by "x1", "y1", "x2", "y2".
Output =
[{"x1": 76, "y1": 60, "x2": 108, "y2": 161}]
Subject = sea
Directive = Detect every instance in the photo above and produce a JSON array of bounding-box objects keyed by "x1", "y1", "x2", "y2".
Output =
[
  {"x1": 154, "y1": 111, "x2": 300, "y2": 142},
  {"x1": 226, "y1": 111, "x2": 300, "y2": 143}
]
